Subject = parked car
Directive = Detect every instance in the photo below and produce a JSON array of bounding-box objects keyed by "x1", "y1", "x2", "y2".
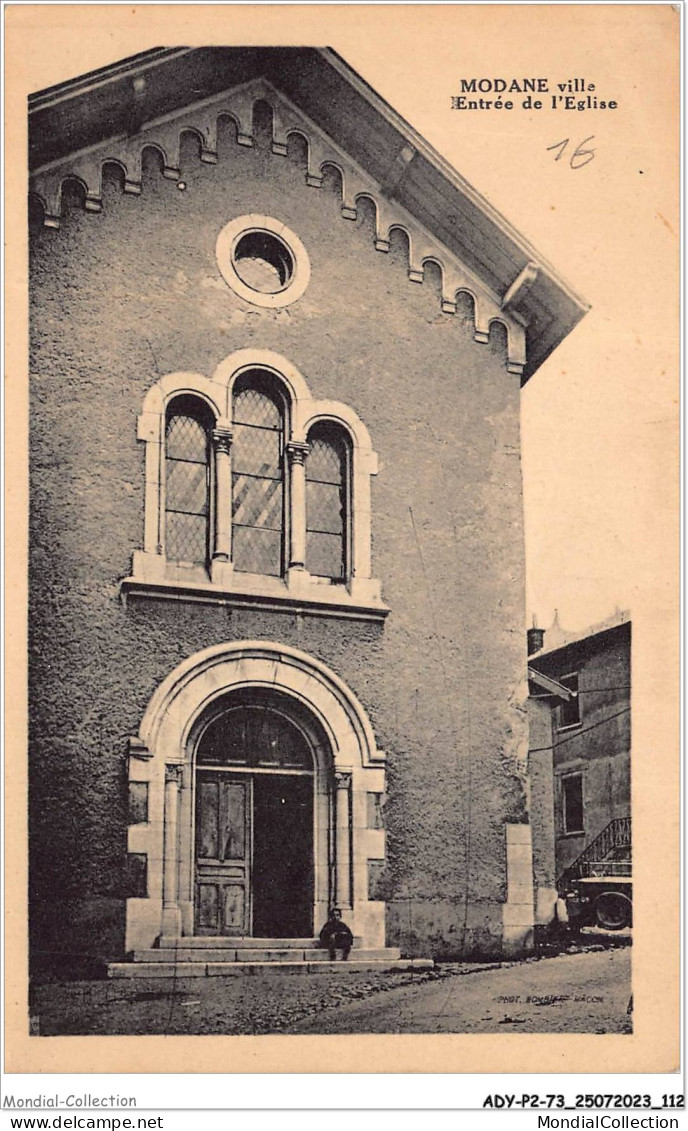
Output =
[{"x1": 564, "y1": 861, "x2": 632, "y2": 930}]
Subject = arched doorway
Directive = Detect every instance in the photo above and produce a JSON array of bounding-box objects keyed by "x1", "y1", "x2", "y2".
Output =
[
  {"x1": 125, "y1": 641, "x2": 387, "y2": 953},
  {"x1": 191, "y1": 690, "x2": 327, "y2": 938}
]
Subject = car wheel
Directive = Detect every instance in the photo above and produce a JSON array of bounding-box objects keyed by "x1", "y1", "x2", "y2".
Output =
[{"x1": 593, "y1": 891, "x2": 632, "y2": 930}]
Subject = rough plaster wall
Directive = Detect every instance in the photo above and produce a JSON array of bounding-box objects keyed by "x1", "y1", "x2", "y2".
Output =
[
  {"x1": 29, "y1": 122, "x2": 528, "y2": 961},
  {"x1": 535, "y1": 632, "x2": 631, "y2": 878}
]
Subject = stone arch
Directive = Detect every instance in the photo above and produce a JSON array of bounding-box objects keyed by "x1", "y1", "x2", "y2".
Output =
[
  {"x1": 455, "y1": 288, "x2": 477, "y2": 325},
  {"x1": 126, "y1": 641, "x2": 387, "y2": 950},
  {"x1": 143, "y1": 372, "x2": 223, "y2": 419},
  {"x1": 177, "y1": 126, "x2": 205, "y2": 167},
  {"x1": 212, "y1": 348, "x2": 313, "y2": 420},
  {"x1": 302, "y1": 404, "x2": 375, "y2": 457},
  {"x1": 60, "y1": 174, "x2": 89, "y2": 209},
  {"x1": 140, "y1": 142, "x2": 169, "y2": 176},
  {"x1": 285, "y1": 129, "x2": 309, "y2": 170},
  {"x1": 100, "y1": 159, "x2": 128, "y2": 197},
  {"x1": 139, "y1": 640, "x2": 380, "y2": 767},
  {"x1": 488, "y1": 318, "x2": 510, "y2": 360},
  {"x1": 354, "y1": 192, "x2": 378, "y2": 236},
  {"x1": 421, "y1": 256, "x2": 445, "y2": 297},
  {"x1": 320, "y1": 160, "x2": 345, "y2": 198}
]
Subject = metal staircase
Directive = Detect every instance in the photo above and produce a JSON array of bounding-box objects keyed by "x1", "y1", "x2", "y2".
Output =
[{"x1": 558, "y1": 816, "x2": 632, "y2": 891}]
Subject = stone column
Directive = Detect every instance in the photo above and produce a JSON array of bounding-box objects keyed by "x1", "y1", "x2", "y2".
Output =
[
  {"x1": 212, "y1": 423, "x2": 233, "y2": 563},
  {"x1": 334, "y1": 770, "x2": 353, "y2": 911},
  {"x1": 286, "y1": 441, "x2": 310, "y2": 571},
  {"x1": 161, "y1": 763, "x2": 183, "y2": 938}
]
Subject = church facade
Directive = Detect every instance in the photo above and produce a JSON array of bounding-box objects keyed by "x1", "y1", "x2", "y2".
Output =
[{"x1": 28, "y1": 47, "x2": 587, "y2": 970}]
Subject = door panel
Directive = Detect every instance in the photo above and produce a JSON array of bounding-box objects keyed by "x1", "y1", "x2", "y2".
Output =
[
  {"x1": 197, "y1": 883, "x2": 219, "y2": 931},
  {"x1": 194, "y1": 769, "x2": 314, "y2": 937},
  {"x1": 223, "y1": 884, "x2": 246, "y2": 933},
  {"x1": 197, "y1": 777, "x2": 220, "y2": 858},
  {"x1": 194, "y1": 773, "x2": 251, "y2": 935},
  {"x1": 223, "y1": 782, "x2": 246, "y2": 859}
]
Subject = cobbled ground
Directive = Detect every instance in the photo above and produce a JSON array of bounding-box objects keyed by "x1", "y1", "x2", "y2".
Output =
[{"x1": 29, "y1": 939, "x2": 630, "y2": 1037}]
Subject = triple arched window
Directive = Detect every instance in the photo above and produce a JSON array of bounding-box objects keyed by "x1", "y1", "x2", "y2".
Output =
[
  {"x1": 131, "y1": 351, "x2": 383, "y2": 613},
  {"x1": 160, "y1": 371, "x2": 350, "y2": 584}
]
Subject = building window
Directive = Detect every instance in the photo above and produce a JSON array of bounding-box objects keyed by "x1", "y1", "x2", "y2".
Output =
[
  {"x1": 562, "y1": 773, "x2": 584, "y2": 835},
  {"x1": 216, "y1": 216, "x2": 311, "y2": 308},
  {"x1": 306, "y1": 423, "x2": 349, "y2": 581},
  {"x1": 131, "y1": 349, "x2": 385, "y2": 615},
  {"x1": 164, "y1": 397, "x2": 213, "y2": 566},
  {"x1": 558, "y1": 673, "x2": 581, "y2": 728},
  {"x1": 232, "y1": 231, "x2": 294, "y2": 295},
  {"x1": 232, "y1": 374, "x2": 285, "y2": 577}
]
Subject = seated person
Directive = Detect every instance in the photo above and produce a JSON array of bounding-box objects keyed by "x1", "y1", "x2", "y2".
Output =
[{"x1": 319, "y1": 907, "x2": 354, "y2": 961}]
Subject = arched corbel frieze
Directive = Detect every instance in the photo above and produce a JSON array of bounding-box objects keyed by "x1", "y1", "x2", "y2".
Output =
[{"x1": 29, "y1": 76, "x2": 528, "y2": 373}]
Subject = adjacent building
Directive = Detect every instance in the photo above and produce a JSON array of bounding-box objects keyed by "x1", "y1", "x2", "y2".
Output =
[{"x1": 527, "y1": 611, "x2": 631, "y2": 904}]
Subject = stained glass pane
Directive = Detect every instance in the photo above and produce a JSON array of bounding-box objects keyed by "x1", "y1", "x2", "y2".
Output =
[
  {"x1": 305, "y1": 427, "x2": 347, "y2": 579},
  {"x1": 233, "y1": 387, "x2": 281, "y2": 429},
  {"x1": 306, "y1": 480, "x2": 343, "y2": 534},
  {"x1": 166, "y1": 512, "x2": 208, "y2": 564},
  {"x1": 232, "y1": 424, "x2": 281, "y2": 478},
  {"x1": 306, "y1": 530, "x2": 345, "y2": 580},
  {"x1": 166, "y1": 460, "x2": 208, "y2": 515},
  {"x1": 233, "y1": 525, "x2": 282, "y2": 576},
  {"x1": 165, "y1": 403, "x2": 210, "y2": 565},
  {"x1": 166, "y1": 413, "x2": 208, "y2": 462},
  {"x1": 232, "y1": 381, "x2": 284, "y2": 576},
  {"x1": 308, "y1": 435, "x2": 345, "y2": 485},
  {"x1": 233, "y1": 474, "x2": 283, "y2": 530}
]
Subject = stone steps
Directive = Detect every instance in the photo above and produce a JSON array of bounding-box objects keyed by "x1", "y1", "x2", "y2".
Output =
[
  {"x1": 158, "y1": 936, "x2": 344, "y2": 950},
  {"x1": 107, "y1": 935, "x2": 430, "y2": 977},
  {"x1": 133, "y1": 946, "x2": 401, "y2": 963},
  {"x1": 108, "y1": 958, "x2": 433, "y2": 978}
]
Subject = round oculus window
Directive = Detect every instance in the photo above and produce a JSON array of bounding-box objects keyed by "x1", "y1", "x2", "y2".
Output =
[
  {"x1": 232, "y1": 230, "x2": 294, "y2": 294},
  {"x1": 216, "y1": 216, "x2": 310, "y2": 308}
]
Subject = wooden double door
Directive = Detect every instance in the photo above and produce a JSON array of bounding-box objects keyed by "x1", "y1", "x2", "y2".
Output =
[{"x1": 194, "y1": 770, "x2": 314, "y2": 937}]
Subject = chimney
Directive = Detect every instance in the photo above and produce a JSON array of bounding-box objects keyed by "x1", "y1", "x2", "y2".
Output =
[{"x1": 527, "y1": 616, "x2": 545, "y2": 656}]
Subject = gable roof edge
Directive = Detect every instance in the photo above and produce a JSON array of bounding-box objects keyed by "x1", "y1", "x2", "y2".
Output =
[{"x1": 29, "y1": 45, "x2": 589, "y2": 380}]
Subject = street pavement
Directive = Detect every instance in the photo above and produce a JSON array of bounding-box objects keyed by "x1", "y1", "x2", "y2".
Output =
[
  {"x1": 291, "y1": 946, "x2": 632, "y2": 1034},
  {"x1": 31, "y1": 944, "x2": 631, "y2": 1036}
]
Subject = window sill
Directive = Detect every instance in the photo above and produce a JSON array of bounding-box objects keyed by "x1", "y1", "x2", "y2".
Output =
[{"x1": 121, "y1": 553, "x2": 389, "y2": 622}]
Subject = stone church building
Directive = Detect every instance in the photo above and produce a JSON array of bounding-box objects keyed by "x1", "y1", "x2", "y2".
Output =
[{"x1": 28, "y1": 47, "x2": 587, "y2": 972}]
